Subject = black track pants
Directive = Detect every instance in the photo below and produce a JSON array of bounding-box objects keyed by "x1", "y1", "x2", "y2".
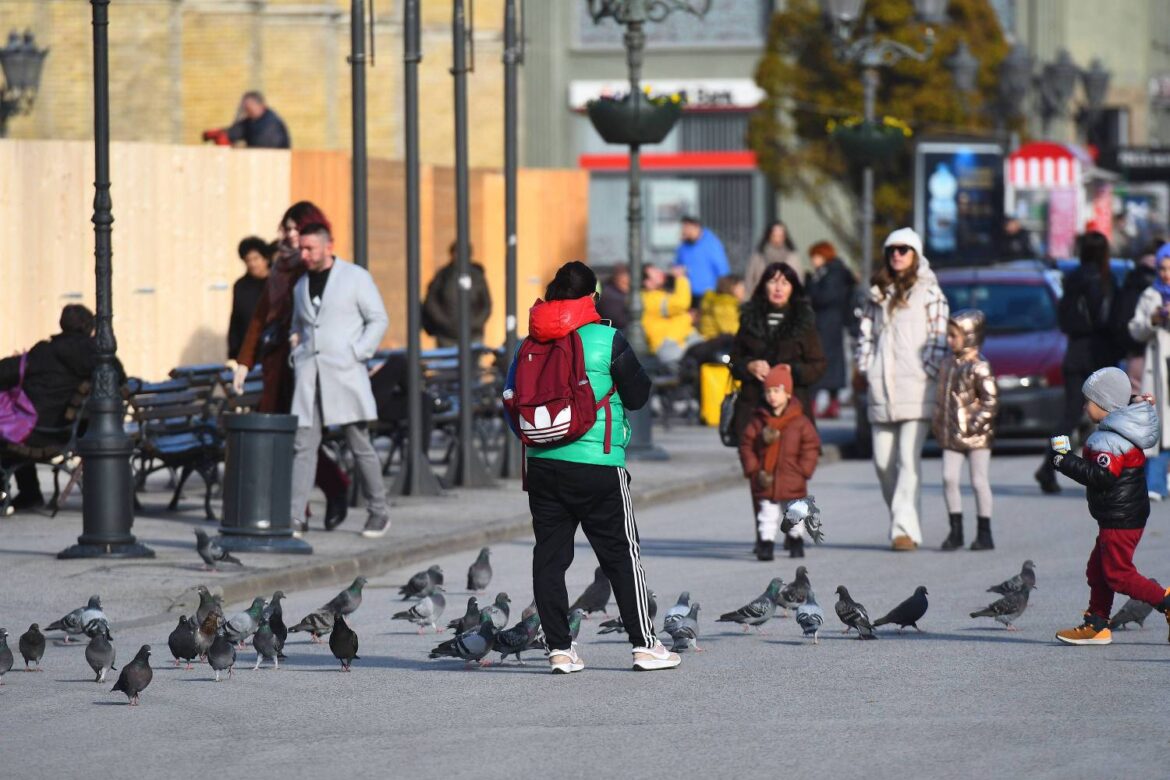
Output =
[{"x1": 527, "y1": 458, "x2": 657, "y2": 651}]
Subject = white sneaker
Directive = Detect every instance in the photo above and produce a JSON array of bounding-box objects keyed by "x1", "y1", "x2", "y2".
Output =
[
  {"x1": 631, "y1": 641, "x2": 681, "y2": 671},
  {"x1": 548, "y1": 643, "x2": 585, "y2": 674},
  {"x1": 1149, "y1": 491, "x2": 1163, "y2": 503}
]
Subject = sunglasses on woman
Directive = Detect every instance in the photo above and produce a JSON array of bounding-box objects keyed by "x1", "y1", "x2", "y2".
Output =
[{"x1": 885, "y1": 245, "x2": 914, "y2": 257}]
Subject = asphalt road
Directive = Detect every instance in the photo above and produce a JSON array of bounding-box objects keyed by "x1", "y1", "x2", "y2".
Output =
[{"x1": 5, "y1": 452, "x2": 1170, "y2": 779}]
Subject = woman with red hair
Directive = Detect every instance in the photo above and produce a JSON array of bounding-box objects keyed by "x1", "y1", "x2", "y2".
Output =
[{"x1": 805, "y1": 240, "x2": 856, "y2": 419}]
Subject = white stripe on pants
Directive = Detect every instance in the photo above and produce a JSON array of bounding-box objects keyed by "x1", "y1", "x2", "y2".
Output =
[
  {"x1": 872, "y1": 419, "x2": 928, "y2": 544},
  {"x1": 941, "y1": 447, "x2": 993, "y2": 517}
]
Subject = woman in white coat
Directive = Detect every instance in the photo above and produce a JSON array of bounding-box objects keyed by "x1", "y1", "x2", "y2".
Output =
[
  {"x1": 855, "y1": 228, "x2": 950, "y2": 551},
  {"x1": 1127, "y1": 242, "x2": 1170, "y2": 499}
]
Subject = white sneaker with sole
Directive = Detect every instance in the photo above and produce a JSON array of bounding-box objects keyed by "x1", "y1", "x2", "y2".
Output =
[
  {"x1": 631, "y1": 642, "x2": 681, "y2": 671},
  {"x1": 548, "y1": 643, "x2": 585, "y2": 674}
]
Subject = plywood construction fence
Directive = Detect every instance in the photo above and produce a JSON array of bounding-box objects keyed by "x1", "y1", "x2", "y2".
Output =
[{"x1": 0, "y1": 140, "x2": 588, "y2": 380}]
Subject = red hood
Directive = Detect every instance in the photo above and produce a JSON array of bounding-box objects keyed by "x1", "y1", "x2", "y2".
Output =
[{"x1": 528, "y1": 297, "x2": 601, "y2": 341}]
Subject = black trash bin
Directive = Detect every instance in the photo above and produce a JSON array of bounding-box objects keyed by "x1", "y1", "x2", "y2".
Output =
[{"x1": 217, "y1": 413, "x2": 312, "y2": 554}]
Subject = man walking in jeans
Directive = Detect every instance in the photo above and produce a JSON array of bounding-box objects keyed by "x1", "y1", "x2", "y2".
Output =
[
  {"x1": 506, "y1": 261, "x2": 680, "y2": 673},
  {"x1": 288, "y1": 223, "x2": 391, "y2": 538}
]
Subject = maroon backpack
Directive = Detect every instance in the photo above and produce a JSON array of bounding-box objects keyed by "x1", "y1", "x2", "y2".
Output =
[{"x1": 503, "y1": 330, "x2": 615, "y2": 454}]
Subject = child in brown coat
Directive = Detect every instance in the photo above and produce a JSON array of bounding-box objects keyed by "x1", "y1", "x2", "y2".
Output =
[{"x1": 738, "y1": 364, "x2": 821, "y2": 560}]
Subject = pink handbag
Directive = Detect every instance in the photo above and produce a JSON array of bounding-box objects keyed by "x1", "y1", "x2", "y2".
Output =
[{"x1": 0, "y1": 353, "x2": 38, "y2": 444}]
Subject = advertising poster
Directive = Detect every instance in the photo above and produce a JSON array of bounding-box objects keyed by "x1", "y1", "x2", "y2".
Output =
[
  {"x1": 648, "y1": 179, "x2": 699, "y2": 252},
  {"x1": 914, "y1": 142, "x2": 1004, "y2": 267},
  {"x1": 1047, "y1": 188, "x2": 1079, "y2": 259}
]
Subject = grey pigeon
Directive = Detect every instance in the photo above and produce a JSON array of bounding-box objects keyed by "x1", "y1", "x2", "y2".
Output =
[
  {"x1": 46, "y1": 594, "x2": 105, "y2": 643},
  {"x1": 223, "y1": 597, "x2": 266, "y2": 646},
  {"x1": 781, "y1": 496, "x2": 825, "y2": 543},
  {"x1": 521, "y1": 600, "x2": 539, "y2": 621},
  {"x1": 795, "y1": 590, "x2": 825, "y2": 643},
  {"x1": 0, "y1": 629, "x2": 12, "y2": 685},
  {"x1": 252, "y1": 618, "x2": 280, "y2": 671},
  {"x1": 194, "y1": 612, "x2": 219, "y2": 658},
  {"x1": 834, "y1": 586, "x2": 877, "y2": 639},
  {"x1": 167, "y1": 616, "x2": 198, "y2": 669},
  {"x1": 392, "y1": 590, "x2": 447, "y2": 633},
  {"x1": 289, "y1": 609, "x2": 334, "y2": 643},
  {"x1": 873, "y1": 586, "x2": 929, "y2": 632},
  {"x1": 208, "y1": 630, "x2": 237, "y2": 681},
  {"x1": 194, "y1": 585, "x2": 222, "y2": 625},
  {"x1": 988, "y1": 560, "x2": 1037, "y2": 595},
  {"x1": 495, "y1": 612, "x2": 542, "y2": 664},
  {"x1": 264, "y1": 591, "x2": 288, "y2": 658},
  {"x1": 194, "y1": 529, "x2": 242, "y2": 570},
  {"x1": 400, "y1": 565, "x2": 444, "y2": 599},
  {"x1": 570, "y1": 566, "x2": 612, "y2": 616},
  {"x1": 1110, "y1": 598, "x2": 1156, "y2": 630},
  {"x1": 329, "y1": 614, "x2": 360, "y2": 672},
  {"x1": 110, "y1": 644, "x2": 151, "y2": 705},
  {"x1": 970, "y1": 585, "x2": 1032, "y2": 630},
  {"x1": 777, "y1": 567, "x2": 811, "y2": 616},
  {"x1": 322, "y1": 577, "x2": 367, "y2": 618},
  {"x1": 530, "y1": 609, "x2": 584, "y2": 654},
  {"x1": 662, "y1": 592, "x2": 691, "y2": 632},
  {"x1": 467, "y1": 548, "x2": 493, "y2": 592},
  {"x1": 599, "y1": 592, "x2": 658, "y2": 635},
  {"x1": 18, "y1": 623, "x2": 45, "y2": 671},
  {"x1": 718, "y1": 578, "x2": 783, "y2": 632},
  {"x1": 666, "y1": 603, "x2": 701, "y2": 652},
  {"x1": 481, "y1": 592, "x2": 512, "y2": 630},
  {"x1": 85, "y1": 620, "x2": 116, "y2": 683},
  {"x1": 447, "y1": 597, "x2": 481, "y2": 634},
  {"x1": 429, "y1": 611, "x2": 498, "y2": 666}
]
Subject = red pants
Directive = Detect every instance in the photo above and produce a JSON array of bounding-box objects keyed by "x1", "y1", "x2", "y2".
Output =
[{"x1": 1086, "y1": 527, "x2": 1165, "y2": 619}]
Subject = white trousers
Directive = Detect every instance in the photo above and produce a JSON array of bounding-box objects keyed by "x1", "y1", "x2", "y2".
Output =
[
  {"x1": 872, "y1": 420, "x2": 929, "y2": 544},
  {"x1": 941, "y1": 447, "x2": 993, "y2": 517}
]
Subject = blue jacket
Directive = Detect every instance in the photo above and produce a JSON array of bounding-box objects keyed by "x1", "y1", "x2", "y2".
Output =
[{"x1": 675, "y1": 228, "x2": 729, "y2": 297}]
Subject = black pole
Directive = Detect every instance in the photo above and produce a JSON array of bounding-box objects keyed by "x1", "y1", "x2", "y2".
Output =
[
  {"x1": 390, "y1": 0, "x2": 441, "y2": 496},
  {"x1": 60, "y1": 0, "x2": 153, "y2": 559},
  {"x1": 497, "y1": 0, "x2": 522, "y2": 479},
  {"x1": 447, "y1": 0, "x2": 495, "y2": 487},
  {"x1": 350, "y1": 0, "x2": 369, "y2": 268}
]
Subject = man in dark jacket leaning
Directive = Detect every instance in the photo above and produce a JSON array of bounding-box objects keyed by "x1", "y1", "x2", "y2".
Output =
[{"x1": 422, "y1": 242, "x2": 492, "y2": 347}]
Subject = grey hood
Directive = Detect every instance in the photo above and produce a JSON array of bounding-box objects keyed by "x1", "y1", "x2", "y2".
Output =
[{"x1": 1100, "y1": 402, "x2": 1161, "y2": 452}]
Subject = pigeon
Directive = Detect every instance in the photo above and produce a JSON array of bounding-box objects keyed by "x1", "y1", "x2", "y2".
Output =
[
  {"x1": 777, "y1": 567, "x2": 811, "y2": 616},
  {"x1": 194, "y1": 529, "x2": 242, "y2": 570},
  {"x1": 988, "y1": 560, "x2": 1037, "y2": 595},
  {"x1": 208, "y1": 630, "x2": 237, "y2": 681},
  {"x1": 194, "y1": 585, "x2": 222, "y2": 626},
  {"x1": 18, "y1": 623, "x2": 45, "y2": 671},
  {"x1": 781, "y1": 496, "x2": 824, "y2": 543},
  {"x1": 447, "y1": 597, "x2": 481, "y2": 634},
  {"x1": 0, "y1": 629, "x2": 12, "y2": 685},
  {"x1": 481, "y1": 592, "x2": 512, "y2": 630},
  {"x1": 194, "y1": 611, "x2": 219, "y2": 658},
  {"x1": 662, "y1": 592, "x2": 691, "y2": 632},
  {"x1": 46, "y1": 594, "x2": 105, "y2": 643},
  {"x1": 400, "y1": 565, "x2": 444, "y2": 599},
  {"x1": 795, "y1": 590, "x2": 825, "y2": 643},
  {"x1": 322, "y1": 577, "x2": 367, "y2": 618},
  {"x1": 1110, "y1": 598, "x2": 1156, "y2": 630},
  {"x1": 599, "y1": 591, "x2": 658, "y2": 635},
  {"x1": 970, "y1": 585, "x2": 1032, "y2": 630},
  {"x1": 392, "y1": 590, "x2": 447, "y2": 633},
  {"x1": 252, "y1": 618, "x2": 280, "y2": 671},
  {"x1": 223, "y1": 597, "x2": 266, "y2": 646},
  {"x1": 718, "y1": 578, "x2": 783, "y2": 632},
  {"x1": 495, "y1": 612, "x2": 542, "y2": 664},
  {"x1": 264, "y1": 591, "x2": 288, "y2": 658},
  {"x1": 568, "y1": 608, "x2": 585, "y2": 641},
  {"x1": 289, "y1": 609, "x2": 334, "y2": 643},
  {"x1": 521, "y1": 600, "x2": 539, "y2": 621},
  {"x1": 666, "y1": 603, "x2": 701, "y2": 652},
  {"x1": 85, "y1": 620, "x2": 117, "y2": 683},
  {"x1": 167, "y1": 616, "x2": 199, "y2": 670},
  {"x1": 329, "y1": 614, "x2": 360, "y2": 672},
  {"x1": 429, "y1": 611, "x2": 498, "y2": 666},
  {"x1": 111, "y1": 644, "x2": 152, "y2": 705},
  {"x1": 570, "y1": 567, "x2": 612, "y2": 616},
  {"x1": 834, "y1": 586, "x2": 877, "y2": 639},
  {"x1": 467, "y1": 548, "x2": 493, "y2": 592},
  {"x1": 873, "y1": 586, "x2": 929, "y2": 632}
]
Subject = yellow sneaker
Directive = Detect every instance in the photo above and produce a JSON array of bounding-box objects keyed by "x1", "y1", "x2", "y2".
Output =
[{"x1": 1056, "y1": 613, "x2": 1112, "y2": 645}]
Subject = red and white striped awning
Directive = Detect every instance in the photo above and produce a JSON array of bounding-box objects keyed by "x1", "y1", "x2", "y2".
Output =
[{"x1": 1006, "y1": 141, "x2": 1094, "y2": 188}]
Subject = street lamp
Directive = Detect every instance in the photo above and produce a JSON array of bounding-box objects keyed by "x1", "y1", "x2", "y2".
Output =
[
  {"x1": 998, "y1": 43, "x2": 1032, "y2": 122},
  {"x1": 0, "y1": 30, "x2": 49, "y2": 137},
  {"x1": 947, "y1": 39, "x2": 980, "y2": 95},
  {"x1": 1038, "y1": 48, "x2": 1079, "y2": 134}
]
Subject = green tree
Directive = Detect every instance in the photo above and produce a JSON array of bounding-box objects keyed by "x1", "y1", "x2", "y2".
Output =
[{"x1": 748, "y1": 0, "x2": 1015, "y2": 266}]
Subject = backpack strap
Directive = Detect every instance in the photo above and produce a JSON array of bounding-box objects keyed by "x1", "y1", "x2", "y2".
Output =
[
  {"x1": 595, "y1": 387, "x2": 616, "y2": 455},
  {"x1": 17, "y1": 352, "x2": 27, "y2": 384}
]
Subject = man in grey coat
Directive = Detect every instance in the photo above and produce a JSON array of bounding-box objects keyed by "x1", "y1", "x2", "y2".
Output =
[{"x1": 288, "y1": 222, "x2": 391, "y2": 538}]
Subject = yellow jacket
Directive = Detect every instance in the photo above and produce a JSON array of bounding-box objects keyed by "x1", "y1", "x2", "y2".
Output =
[
  {"x1": 643, "y1": 275, "x2": 695, "y2": 353},
  {"x1": 698, "y1": 291, "x2": 740, "y2": 339}
]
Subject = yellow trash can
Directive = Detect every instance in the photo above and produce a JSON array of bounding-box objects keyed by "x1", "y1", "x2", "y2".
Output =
[{"x1": 700, "y1": 363, "x2": 737, "y2": 427}]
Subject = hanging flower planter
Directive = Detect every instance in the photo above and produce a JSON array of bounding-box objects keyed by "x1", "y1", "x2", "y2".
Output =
[
  {"x1": 587, "y1": 89, "x2": 684, "y2": 147},
  {"x1": 828, "y1": 116, "x2": 913, "y2": 166}
]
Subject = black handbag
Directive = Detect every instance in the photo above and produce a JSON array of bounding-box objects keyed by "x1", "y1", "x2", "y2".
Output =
[
  {"x1": 256, "y1": 319, "x2": 289, "y2": 360},
  {"x1": 718, "y1": 377, "x2": 740, "y2": 447}
]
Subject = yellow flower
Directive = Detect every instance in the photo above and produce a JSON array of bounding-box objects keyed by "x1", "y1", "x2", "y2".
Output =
[{"x1": 670, "y1": 94, "x2": 681, "y2": 104}]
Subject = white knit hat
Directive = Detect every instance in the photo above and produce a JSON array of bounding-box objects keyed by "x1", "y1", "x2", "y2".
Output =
[{"x1": 883, "y1": 227, "x2": 926, "y2": 262}]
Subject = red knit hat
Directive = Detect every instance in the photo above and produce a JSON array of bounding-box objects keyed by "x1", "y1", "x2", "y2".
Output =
[{"x1": 765, "y1": 364, "x2": 793, "y2": 393}]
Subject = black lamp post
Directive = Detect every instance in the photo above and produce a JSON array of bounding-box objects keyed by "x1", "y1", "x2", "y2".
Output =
[
  {"x1": 59, "y1": 0, "x2": 153, "y2": 560},
  {"x1": 947, "y1": 40, "x2": 980, "y2": 96},
  {"x1": 586, "y1": 0, "x2": 710, "y2": 462},
  {"x1": 350, "y1": 0, "x2": 370, "y2": 269},
  {"x1": 998, "y1": 43, "x2": 1032, "y2": 126},
  {"x1": 0, "y1": 30, "x2": 49, "y2": 137},
  {"x1": 1001, "y1": 44, "x2": 1111, "y2": 141},
  {"x1": 1038, "y1": 48, "x2": 1080, "y2": 135}
]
